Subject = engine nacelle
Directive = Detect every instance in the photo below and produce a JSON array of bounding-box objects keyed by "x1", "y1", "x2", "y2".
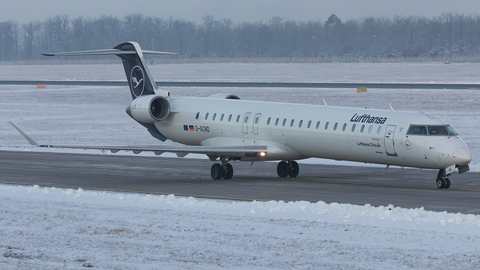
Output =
[
  {"x1": 207, "y1": 93, "x2": 241, "y2": 100},
  {"x1": 126, "y1": 95, "x2": 170, "y2": 123}
]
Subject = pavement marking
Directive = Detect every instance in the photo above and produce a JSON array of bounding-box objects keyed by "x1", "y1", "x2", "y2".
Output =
[{"x1": 0, "y1": 181, "x2": 270, "y2": 202}]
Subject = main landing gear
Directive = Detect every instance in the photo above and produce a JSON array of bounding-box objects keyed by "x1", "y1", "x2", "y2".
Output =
[
  {"x1": 436, "y1": 169, "x2": 451, "y2": 189},
  {"x1": 277, "y1": 161, "x2": 299, "y2": 178},
  {"x1": 210, "y1": 158, "x2": 233, "y2": 180},
  {"x1": 210, "y1": 159, "x2": 300, "y2": 180}
]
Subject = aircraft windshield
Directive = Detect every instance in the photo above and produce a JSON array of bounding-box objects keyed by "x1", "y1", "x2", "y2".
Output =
[{"x1": 407, "y1": 125, "x2": 458, "y2": 136}]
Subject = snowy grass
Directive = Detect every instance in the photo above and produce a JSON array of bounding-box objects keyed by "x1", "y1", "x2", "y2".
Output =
[{"x1": 1, "y1": 184, "x2": 480, "y2": 269}]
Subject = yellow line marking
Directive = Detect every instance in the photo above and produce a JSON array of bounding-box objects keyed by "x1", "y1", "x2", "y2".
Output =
[
  {"x1": 0, "y1": 161, "x2": 202, "y2": 176},
  {"x1": 0, "y1": 181, "x2": 270, "y2": 202},
  {"x1": 236, "y1": 176, "x2": 480, "y2": 192}
]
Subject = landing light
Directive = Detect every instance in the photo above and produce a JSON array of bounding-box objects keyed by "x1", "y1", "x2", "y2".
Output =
[{"x1": 259, "y1": 152, "x2": 266, "y2": 157}]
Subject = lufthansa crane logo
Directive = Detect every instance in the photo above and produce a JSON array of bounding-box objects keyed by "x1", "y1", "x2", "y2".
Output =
[{"x1": 130, "y1": 65, "x2": 145, "y2": 97}]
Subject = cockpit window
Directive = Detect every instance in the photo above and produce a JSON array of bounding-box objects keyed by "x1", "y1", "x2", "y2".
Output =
[
  {"x1": 407, "y1": 125, "x2": 458, "y2": 136},
  {"x1": 428, "y1": 125, "x2": 448, "y2": 135},
  {"x1": 407, "y1": 125, "x2": 427, "y2": 135},
  {"x1": 445, "y1": 125, "x2": 458, "y2": 136}
]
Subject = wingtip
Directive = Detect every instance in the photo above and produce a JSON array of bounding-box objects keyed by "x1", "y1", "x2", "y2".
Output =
[{"x1": 9, "y1": 121, "x2": 40, "y2": 147}]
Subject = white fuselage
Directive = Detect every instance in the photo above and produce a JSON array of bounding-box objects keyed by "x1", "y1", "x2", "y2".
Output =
[{"x1": 154, "y1": 96, "x2": 471, "y2": 170}]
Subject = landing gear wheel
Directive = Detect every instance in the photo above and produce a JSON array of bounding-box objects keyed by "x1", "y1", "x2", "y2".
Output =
[
  {"x1": 211, "y1": 163, "x2": 224, "y2": 180},
  {"x1": 223, "y1": 163, "x2": 234, "y2": 179},
  {"x1": 436, "y1": 179, "x2": 445, "y2": 189},
  {"x1": 444, "y1": 178, "x2": 451, "y2": 189},
  {"x1": 288, "y1": 161, "x2": 299, "y2": 177},
  {"x1": 277, "y1": 161, "x2": 289, "y2": 177},
  {"x1": 435, "y1": 169, "x2": 452, "y2": 189}
]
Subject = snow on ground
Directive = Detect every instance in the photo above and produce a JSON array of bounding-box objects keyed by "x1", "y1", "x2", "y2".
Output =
[
  {"x1": 1, "y1": 184, "x2": 480, "y2": 269},
  {"x1": 1, "y1": 62, "x2": 480, "y2": 268},
  {"x1": 2, "y1": 62, "x2": 480, "y2": 83}
]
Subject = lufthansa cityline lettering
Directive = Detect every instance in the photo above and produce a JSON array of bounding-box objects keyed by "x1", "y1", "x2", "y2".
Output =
[{"x1": 350, "y1": 113, "x2": 387, "y2": 124}]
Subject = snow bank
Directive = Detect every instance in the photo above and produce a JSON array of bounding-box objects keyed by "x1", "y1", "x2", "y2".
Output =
[
  {"x1": 3, "y1": 184, "x2": 480, "y2": 231},
  {"x1": 2, "y1": 183, "x2": 480, "y2": 269}
]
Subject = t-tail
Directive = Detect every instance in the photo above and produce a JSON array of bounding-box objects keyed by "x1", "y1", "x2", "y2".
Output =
[{"x1": 42, "y1": 41, "x2": 176, "y2": 99}]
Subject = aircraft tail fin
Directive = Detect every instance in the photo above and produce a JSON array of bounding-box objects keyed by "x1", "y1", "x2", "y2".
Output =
[{"x1": 42, "y1": 42, "x2": 176, "y2": 99}]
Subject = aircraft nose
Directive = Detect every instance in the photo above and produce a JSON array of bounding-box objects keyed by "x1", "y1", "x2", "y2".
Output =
[{"x1": 453, "y1": 147, "x2": 472, "y2": 165}]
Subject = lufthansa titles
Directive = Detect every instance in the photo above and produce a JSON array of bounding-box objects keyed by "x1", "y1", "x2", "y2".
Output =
[{"x1": 350, "y1": 113, "x2": 387, "y2": 124}]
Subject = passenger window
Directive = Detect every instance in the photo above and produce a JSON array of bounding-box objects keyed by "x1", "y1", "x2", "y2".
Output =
[
  {"x1": 236, "y1": 115, "x2": 240, "y2": 122},
  {"x1": 205, "y1": 113, "x2": 209, "y2": 120},
  {"x1": 282, "y1": 119, "x2": 287, "y2": 126},
  {"x1": 316, "y1": 121, "x2": 320, "y2": 129},
  {"x1": 213, "y1": 113, "x2": 217, "y2": 121},
  {"x1": 267, "y1": 117, "x2": 271, "y2": 125},
  {"x1": 368, "y1": 125, "x2": 373, "y2": 133},
  {"x1": 325, "y1": 122, "x2": 329, "y2": 130},
  {"x1": 244, "y1": 116, "x2": 249, "y2": 123},
  {"x1": 255, "y1": 117, "x2": 259, "y2": 124},
  {"x1": 228, "y1": 114, "x2": 232, "y2": 122},
  {"x1": 333, "y1": 122, "x2": 338, "y2": 131},
  {"x1": 299, "y1": 120, "x2": 303, "y2": 128},
  {"x1": 220, "y1": 114, "x2": 224, "y2": 121},
  {"x1": 377, "y1": 126, "x2": 382, "y2": 134},
  {"x1": 360, "y1": 125, "x2": 365, "y2": 133},
  {"x1": 275, "y1": 118, "x2": 279, "y2": 126},
  {"x1": 407, "y1": 126, "x2": 427, "y2": 135},
  {"x1": 351, "y1": 124, "x2": 356, "y2": 132},
  {"x1": 196, "y1": 112, "x2": 200, "y2": 119},
  {"x1": 290, "y1": 119, "x2": 295, "y2": 127},
  {"x1": 307, "y1": 121, "x2": 312, "y2": 128},
  {"x1": 342, "y1": 123, "x2": 347, "y2": 131}
]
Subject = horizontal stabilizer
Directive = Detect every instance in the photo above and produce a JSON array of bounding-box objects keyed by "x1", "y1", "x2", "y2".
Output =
[{"x1": 42, "y1": 48, "x2": 177, "y2": 57}]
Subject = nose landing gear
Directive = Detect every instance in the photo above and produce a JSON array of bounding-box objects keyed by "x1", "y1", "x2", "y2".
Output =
[{"x1": 436, "y1": 169, "x2": 451, "y2": 189}]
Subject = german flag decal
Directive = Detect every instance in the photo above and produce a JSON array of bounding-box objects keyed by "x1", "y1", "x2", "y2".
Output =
[{"x1": 183, "y1": 125, "x2": 195, "y2": 131}]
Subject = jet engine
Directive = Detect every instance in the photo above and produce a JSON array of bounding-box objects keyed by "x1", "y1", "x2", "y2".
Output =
[{"x1": 126, "y1": 95, "x2": 170, "y2": 123}]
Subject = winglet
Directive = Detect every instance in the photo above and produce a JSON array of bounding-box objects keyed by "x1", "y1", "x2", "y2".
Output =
[{"x1": 9, "y1": 121, "x2": 39, "y2": 147}]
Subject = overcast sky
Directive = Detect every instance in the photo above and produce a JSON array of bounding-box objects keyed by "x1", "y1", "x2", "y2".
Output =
[{"x1": 3, "y1": 0, "x2": 480, "y2": 24}]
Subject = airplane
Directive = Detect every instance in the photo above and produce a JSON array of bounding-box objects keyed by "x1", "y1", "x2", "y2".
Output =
[{"x1": 11, "y1": 41, "x2": 472, "y2": 189}]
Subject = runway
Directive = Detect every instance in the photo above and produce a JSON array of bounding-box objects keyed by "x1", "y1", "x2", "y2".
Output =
[{"x1": 2, "y1": 150, "x2": 479, "y2": 214}]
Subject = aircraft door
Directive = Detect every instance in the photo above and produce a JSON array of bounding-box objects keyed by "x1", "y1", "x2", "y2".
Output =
[
  {"x1": 384, "y1": 125, "x2": 398, "y2": 156},
  {"x1": 253, "y1": 113, "x2": 262, "y2": 135},
  {"x1": 242, "y1": 112, "x2": 251, "y2": 134}
]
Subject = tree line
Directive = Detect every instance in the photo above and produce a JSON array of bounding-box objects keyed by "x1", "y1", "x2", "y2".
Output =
[{"x1": 1, "y1": 13, "x2": 480, "y2": 62}]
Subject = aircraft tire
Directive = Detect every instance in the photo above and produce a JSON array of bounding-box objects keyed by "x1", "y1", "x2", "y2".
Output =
[
  {"x1": 223, "y1": 163, "x2": 234, "y2": 179},
  {"x1": 289, "y1": 161, "x2": 299, "y2": 177},
  {"x1": 211, "y1": 163, "x2": 224, "y2": 180},
  {"x1": 436, "y1": 179, "x2": 445, "y2": 189},
  {"x1": 277, "y1": 161, "x2": 289, "y2": 177},
  {"x1": 444, "y1": 178, "x2": 451, "y2": 189}
]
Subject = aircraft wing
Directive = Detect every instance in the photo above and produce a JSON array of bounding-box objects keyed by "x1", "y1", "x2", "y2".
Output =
[
  {"x1": 38, "y1": 144, "x2": 267, "y2": 158},
  {"x1": 9, "y1": 122, "x2": 267, "y2": 159}
]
